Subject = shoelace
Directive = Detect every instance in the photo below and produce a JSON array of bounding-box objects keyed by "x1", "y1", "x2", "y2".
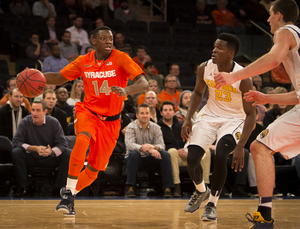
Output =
[
  {"x1": 189, "y1": 191, "x2": 200, "y2": 205},
  {"x1": 245, "y1": 213, "x2": 256, "y2": 225}
]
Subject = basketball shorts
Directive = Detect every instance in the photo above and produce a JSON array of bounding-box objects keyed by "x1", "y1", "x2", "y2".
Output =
[
  {"x1": 189, "y1": 114, "x2": 244, "y2": 151},
  {"x1": 256, "y1": 106, "x2": 300, "y2": 159},
  {"x1": 74, "y1": 102, "x2": 121, "y2": 171}
]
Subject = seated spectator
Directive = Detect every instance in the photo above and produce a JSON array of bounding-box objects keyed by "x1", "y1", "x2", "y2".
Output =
[
  {"x1": 261, "y1": 86, "x2": 275, "y2": 110},
  {"x1": 11, "y1": 101, "x2": 71, "y2": 197},
  {"x1": 114, "y1": 0, "x2": 138, "y2": 23},
  {"x1": 55, "y1": 87, "x2": 74, "y2": 123},
  {"x1": 67, "y1": 80, "x2": 84, "y2": 106},
  {"x1": 43, "y1": 45, "x2": 69, "y2": 73},
  {"x1": 94, "y1": 17, "x2": 105, "y2": 29},
  {"x1": 42, "y1": 89, "x2": 68, "y2": 135},
  {"x1": 66, "y1": 16, "x2": 90, "y2": 51},
  {"x1": 252, "y1": 75, "x2": 263, "y2": 91},
  {"x1": 137, "y1": 79, "x2": 161, "y2": 107},
  {"x1": 124, "y1": 103, "x2": 174, "y2": 198},
  {"x1": 158, "y1": 74, "x2": 181, "y2": 111},
  {"x1": 85, "y1": 46, "x2": 95, "y2": 54},
  {"x1": 114, "y1": 32, "x2": 133, "y2": 57},
  {"x1": 195, "y1": 0, "x2": 214, "y2": 24},
  {"x1": 132, "y1": 46, "x2": 159, "y2": 74},
  {"x1": 58, "y1": 31, "x2": 79, "y2": 62},
  {"x1": 251, "y1": 85, "x2": 267, "y2": 125},
  {"x1": 77, "y1": 0, "x2": 96, "y2": 19},
  {"x1": 94, "y1": 0, "x2": 114, "y2": 21},
  {"x1": 143, "y1": 90, "x2": 162, "y2": 123},
  {"x1": 32, "y1": 0, "x2": 56, "y2": 19},
  {"x1": 80, "y1": 31, "x2": 95, "y2": 55},
  {"x1": 0, "y1": 88, "x2": 29, "y2": 163},
  {"x1": 9, "y1": 0, "x2": 31, "y2": 17},
  {"x1": 42, "y1": 16, "x2": 60, "y2": 47},
  {"x1": 26, "y1": 32, "x2": 51, "y2": 61},
  {"x1": 143, "y1": 62, "x2": 164, "y2": 91},
  {"x1": 34, "y1": 84, "x2": 56, "y2": 102},
  {"x1": 57, "y1": 0, "x2": 78, "y2": 20},
  {"x1": 176, "y1": 90, "x2": 198, "y2": 123},
  {"x1": 0, "y1": 77, "x2": 31, "y2": 112},
  {"x1": 212, "y1": 0, "x2": 245, "y2": 34}
]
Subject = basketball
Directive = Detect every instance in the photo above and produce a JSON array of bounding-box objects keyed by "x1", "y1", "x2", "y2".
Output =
[{"x1": 16, "y1": 68, "x2": 46, "y2": 98}]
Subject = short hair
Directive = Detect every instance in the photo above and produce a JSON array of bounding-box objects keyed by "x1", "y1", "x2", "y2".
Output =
[
  {"x1": 136, "y1": 103, "x2": 149, "y2": 114},
  {"x1": 272, "y1": 0, "x2": 299, "y2": 24},
  {"x1": 164, "y1": 74, "x2": 176, "y2": 83},
  {"x1": 137, "y1": 45, "x2": 146, "y2": 51},
  {"x1": 9, "y1": 88, "x2": 20, "y2": 96},
  {"x1": 55, "y1": 86, "x2": 67, "y2": 95},
  {"x1": 169, "y1": 63, "x2": 179, "y2": 71},
  {"x1": 93, "y1": 26, "x2": 112, "y2": 38},
  {"x1": 6, "y1": 77, "x2": 16, "y2": 88},
  {"x1": 144, "y1": 61, "x2": 154, "y2": 69},
  {"x1": 262, "y1": 86, "x2": 275, "y2": 94},
  {"x1": 217, "y1": 33, "x2": 240, "y2": 56},
  {"x1": 274, "y1": 86, "x2": 288, "y2": 94},
  {"x1": 73, "y1": 15, "x2": 83, "y2": 21},
  {"x1": 148, "y1": 79, "x2": 158, "y2": 85},
  {"x1": 160, "y1": 100, "x2": 175, "y2": 112},
  {"x1": 85, "y1": 46, "x2": 94, "y2": 54},
  {"x1": 42, "y1": 89, "x2": 55, "y2": 99},
  {"x1": 62, "y1": 30, "x2": 71, "y2": 36},
  {"x1": 32, "y1": 100, "x2": 47, "y2": 111},
  {"x1": 51, "y1": 44, "x2": 59, "y2": 51},
  {"x1": 30, "y1": 31, "x2": 40, "y2": 38}
]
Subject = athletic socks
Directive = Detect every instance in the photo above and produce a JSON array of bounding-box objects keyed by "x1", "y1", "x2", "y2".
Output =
[
  {"x1": 207, "y1": 189, "x2": 221, "y2": 206},
  {"x1": 66, "y1": 177, "x2": 78, "y2": 195},
  {"x1": 194, "y1": 180, "x2": 206, "y2": 193},
  {"x1": 258, "y1": 197, "x2": 272, "y2": 221}
]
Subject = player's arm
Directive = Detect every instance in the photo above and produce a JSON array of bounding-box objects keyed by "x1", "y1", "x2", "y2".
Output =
[
  {"x1": 44, "y1": 72, "x2": 69, "y2": 86},
  {"x1": 214, "y1": 29, "x2": 295, "y2": 88},
  {"x1": 232, "y1": 78, "x2": 256, "y2": 172},
  {"x1": 181, "y1": 62, "x2": 207, "y2": 141},
  {"x1": 111, "y1": 74, "x2": 148, "y2": 97},
  {"x1": 244, "y1": 90, "x2": 300, "y2": 106}
]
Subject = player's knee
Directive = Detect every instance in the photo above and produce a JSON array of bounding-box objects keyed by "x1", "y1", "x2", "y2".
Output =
[
  {"x1": 72, "y1": 134, "x2": 90, "y2": 162},
  {"x1": 187, "y1": 145, "x2": 205, "y2": 167},
  {"x1": 216, "y1": 134, "x2": 236, "y2": 160},
  {"x1": 86, "y1": 167, "x2": 99, "y2": 180},
  {"x1": 250, "y1": 140, "x2": 264, "y2": 157}
]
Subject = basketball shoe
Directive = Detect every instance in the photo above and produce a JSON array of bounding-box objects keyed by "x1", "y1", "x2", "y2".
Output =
[
  {"x1": 246, "y1": 212, "x2": 274, "y2": 228},
  {"x1": 56, "y1": 187, "x2": 75, "y2": 217},
  {"x1": 184, "y1": 187, "x2": 210, "y2": 213},
  {"x1": 201, "y1": 203, "x2": 217, "y2": 221}
]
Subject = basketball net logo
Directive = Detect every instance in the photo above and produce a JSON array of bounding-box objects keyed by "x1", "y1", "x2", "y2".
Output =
[{"x1": 260, "y1": 129, "x2": 269, "y2": 139}]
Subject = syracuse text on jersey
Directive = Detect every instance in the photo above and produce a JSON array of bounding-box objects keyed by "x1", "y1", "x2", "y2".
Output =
[
  {"x1": 84, "y1": 70, "x2": 116, "y2": 79},
  {"x1": 206, "y1": 79, "x2": 238, "y2": 93}
]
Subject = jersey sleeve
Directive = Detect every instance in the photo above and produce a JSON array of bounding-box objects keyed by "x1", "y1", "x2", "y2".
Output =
[
  {"x1": 118, "y1": 52, "x2": 144, "y2": 81},
  {"x1": 60, "y1": 55, "x2": 83, "y2": 81}
]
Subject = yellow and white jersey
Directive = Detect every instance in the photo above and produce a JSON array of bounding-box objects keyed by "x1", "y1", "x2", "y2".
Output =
[
  {"x1": 200, "y1": 59, "x2": 245, "y2": 119},
  {"x1": 279, "y1": 25, "x2": 300, "y2": 108}
]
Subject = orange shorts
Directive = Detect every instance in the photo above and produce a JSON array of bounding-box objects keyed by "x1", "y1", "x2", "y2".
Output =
[{"x1": 74, "y1": 102, "x2": 121, "y2": 171}]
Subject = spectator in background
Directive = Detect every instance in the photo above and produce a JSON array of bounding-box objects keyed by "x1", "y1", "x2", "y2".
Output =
[
  {"x1": 9, "y1": 0, "x2": 31, "y2": 17},
  {"x1": 43, "y1": 16, "x2": 60, "y2": 48},
  {"x1": 114, "y1": 32, "x2": 133, "y2": 57},
  {"x1": 67, "y1": 16, "x2": 90, "y2": 51},
  {"x1": 57, "y1": 0, "x2": 78, "y2": 20},
  {"x1": 26, "y1": 32, "x2": 51, "y2": 61},
  {"x1": 58, "y1": 31, "x2": 79, "y2": 62},
  {"x1": 252, "y1": 75, "x2": 263, "y2": 91},
  {"x1": 67, "y1": 80, "x2": 84, "y2": 106},
  {"x1": 169, "y1": 64, "x2": 183, "y2": 89},
  {"x1": 11, "y1": 101, "x2": 71, "y2": 197},
  {"x1": 32, "y1": 0, "x2": 56, "y2": 19},
  {"x1": 137, "y1": 79, "x2": 161, "y2": 107},
  {"x1": 80, "y1": 32, "x2": 95, "y2": 55},
  {"x1": 143, "y1": 62, "x2": 164, "y2": 90},
  {"x1": 0, "y1": 77, "x2": 31, "y2": 112},
  {"x1": 124, "y1": 103, "x2": 174, "y2": 198},
  {"x1": 95, "y1": 0, "x2": 114, "y2": 21},
  {"x1": 94, "y1": 17, "x2": 105, "y2": 29},
  {"x1": 261, "y1": 86, "x2": 275, "y2": 110},
  {"x1": 195, "y1": 0, "x2": 214, "y2": 24},
  {"x1": 42, "y1": 89, "x2": 68, "y2": 136},
  {"x1": 34, "y1": 84, "x2": 56, "y2": 102},
  {"x1": 114, "y1": 0, "x2": 138, "y2": 23},
  {"x1": 77, "y1": 0, "x2": 96, "y2": 19},
  {"x1": 176, "y1": 90, "x2": 198, "y2": 123},
  {"x1": 143, "y1": 91, "x2": 162, "y2": 123},
  {"x1": 55, "y1": 87, "x2": 74, "y2": 123},
  {"x1": 43, "y1": 45, "x2": 69, "y2": 73},
  {"x1": 158, "y1": 74, "x2": 181, "y2": 111},
  {"x1": 212, "y1": 0, "x2": 245, "y2": 34},
  {"x1": 85, "y1": 46, "x2": 95, "y2": 54},
  {"x1": 132, "y1": 46, "x2": 159, "y2": 74}
]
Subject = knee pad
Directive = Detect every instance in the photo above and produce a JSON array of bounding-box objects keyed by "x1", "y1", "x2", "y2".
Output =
[
  {"x1": 85, "y1": 167, "x2": 99, "y2": 180},
  {"x1": 187, "y1": 145, "x2": 205, "y2": 167},
  {"x1": 215, "y1": 134, "x2": 236, "y2": 159},
  {"x1": 71, "y1": 133, "x2": 90, "y2": 162}
]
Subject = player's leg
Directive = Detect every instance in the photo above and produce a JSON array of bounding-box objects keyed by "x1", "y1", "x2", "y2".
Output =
[{"x1": 202, "y1": 134, "x2": 236, "y2": 221}]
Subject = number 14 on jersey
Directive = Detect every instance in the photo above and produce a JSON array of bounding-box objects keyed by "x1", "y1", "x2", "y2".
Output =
[{"x1": 92, "y1": 80, "x2": 110, "y2": 95}]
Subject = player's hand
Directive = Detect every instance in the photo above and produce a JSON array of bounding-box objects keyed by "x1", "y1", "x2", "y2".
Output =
[
  {"x1": 111, "y1": 86, "x2": 127, "y2": 97},
  {"x1": 149, "y1": 149, "x2": 161, "y2": 159},
  {"x1": 178, "y1": 148, "x2": 188, "y2": 158},
  {"x1": 231, "y1": 145, "x2": 244, "y2": 172},
  {"x1": 213, "y1": 72, "x2": 237, "y2": 89},
  {"x1": 244, "y1": 90, "x2": 267, "y2": 106},
  {"x1": 181, "y1": 119, "x2": 193, "y2": 141}
]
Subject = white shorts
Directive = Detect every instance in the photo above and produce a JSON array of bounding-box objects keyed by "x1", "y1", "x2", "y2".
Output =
[
  {"x1": 256, "y1": 106, "x2": 300, "y2": 159},
  {"x1": 189, "y1": 114, "x2": 244, "y2": 151}
]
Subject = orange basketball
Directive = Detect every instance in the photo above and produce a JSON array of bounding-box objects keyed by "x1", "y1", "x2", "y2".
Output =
[{"x1": 16, "y1": 68, "x2": 46, "y2": 98}]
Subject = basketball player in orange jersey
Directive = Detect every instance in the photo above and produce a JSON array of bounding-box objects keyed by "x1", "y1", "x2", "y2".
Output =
[
  {"x1": 214, "y1": 0, "x2": 299, "y2": 227},
  {"x1": 42, "y1": 26, "x2": 148, "y2": 216}
]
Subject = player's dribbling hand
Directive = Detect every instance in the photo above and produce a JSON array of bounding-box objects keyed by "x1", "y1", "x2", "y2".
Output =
[
  {"x1": 231, "y1": 145, "x2": 244, "y2": 172},
  {"x1": 111, "y1": 86, "x2": 127, "y2": 97},
  {"x1": 213, "y1": 72, "x2": 236, "y2": 89},
  {"x1": 181, "y1": 119, "x2": 192, "y2": 142},
  {"x1": 243, "y1": 90, "x2": 267, "y2": 106}
]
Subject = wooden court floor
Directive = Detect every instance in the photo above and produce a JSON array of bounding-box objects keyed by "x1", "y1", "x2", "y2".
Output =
[{"x1": 0, "y1": 198, "x2": 299, "y2": 229}]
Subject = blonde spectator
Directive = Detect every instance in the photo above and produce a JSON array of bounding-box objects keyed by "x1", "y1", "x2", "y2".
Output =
[
  {"x1": 137, "y1": 79, "x2": 161, "y2": 107},
  {"x1": 67, "y1": 80, "x2": 84, "y2": 106}
]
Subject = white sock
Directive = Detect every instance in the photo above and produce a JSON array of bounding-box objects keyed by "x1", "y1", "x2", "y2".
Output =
[
  {"x1": 207, "y1": 193, "x2": 220, "y2": 207},
  {"x1": 66, "y1": 178, "x2": 78, "y2": 195},
  {"x1": 194, "y1": 180, "x2": 206, "y2": 193}
]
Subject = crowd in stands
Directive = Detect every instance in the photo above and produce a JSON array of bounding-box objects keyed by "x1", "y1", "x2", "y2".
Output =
[{"x1": 0, "y1": 0, "x2": 300, "y2": 198}]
